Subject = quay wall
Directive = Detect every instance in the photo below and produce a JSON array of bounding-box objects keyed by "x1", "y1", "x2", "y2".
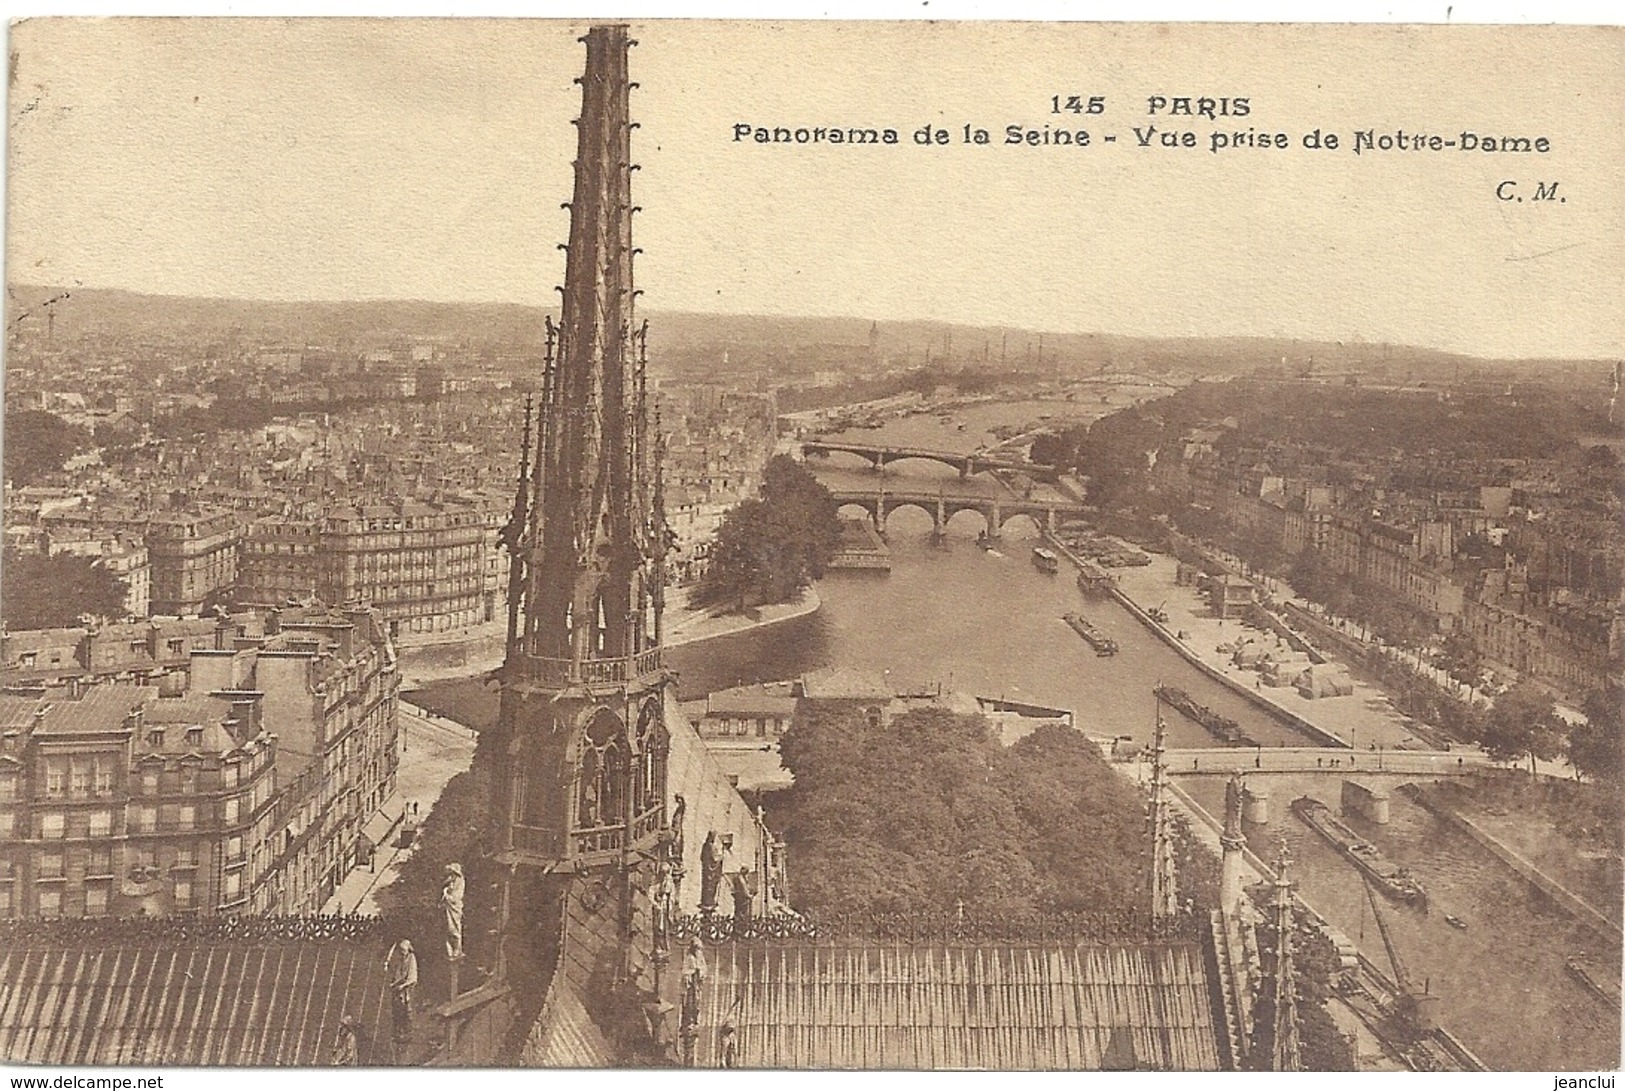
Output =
[
  {"x1": 1054, "y1": 535, "x2": 1349, "y2": 750},
  {"x1": 1401, "y1": 783, "x2": 1623, "y2": 946}
]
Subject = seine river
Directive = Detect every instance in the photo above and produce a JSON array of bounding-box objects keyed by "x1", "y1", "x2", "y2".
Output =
[{"x1": 663, "y1": 405, "x2": 1620, "y2": 1070}]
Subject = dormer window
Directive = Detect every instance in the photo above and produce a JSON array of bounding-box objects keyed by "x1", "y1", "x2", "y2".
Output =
[
  {"x1": 185, "y1": 726, "x2": 203, "y2": 748},
  {"x1": 148, "y1": 728, "x2": 165, "y2": 748}
]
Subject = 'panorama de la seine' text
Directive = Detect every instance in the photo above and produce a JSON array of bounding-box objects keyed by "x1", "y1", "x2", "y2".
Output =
[{"x1": 731, "y1": 95, "x2": 1554, "y2": 156}]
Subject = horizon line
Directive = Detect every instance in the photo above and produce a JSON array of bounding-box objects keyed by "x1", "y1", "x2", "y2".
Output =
[{"x1": 6, "y1": 281, "x2": 1620, "y2": 364}]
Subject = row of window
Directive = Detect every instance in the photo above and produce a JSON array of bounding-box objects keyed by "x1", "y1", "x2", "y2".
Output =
[{"x1": 17, "y1": 791, "x2": 265, "y2": 839}]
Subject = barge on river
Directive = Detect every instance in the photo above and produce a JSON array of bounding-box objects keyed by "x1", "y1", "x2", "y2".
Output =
[
  {"x1": 1292, "y1": 796, "x2": 1429, "y2": 908},
  {"x1": 1032, "y1": 546, "x2": 1060, "y2": 574},
  {"x1": 1063, "y1": 612, "x2": 1118, "y2": 656},
  {"x1": 1153, "y1": 684, "x2": 1256, "y2": 747}
]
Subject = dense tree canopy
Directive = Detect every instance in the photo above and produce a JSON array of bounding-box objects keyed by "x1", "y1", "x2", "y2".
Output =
[
  {"x1": 3, "y1": 409, "x2": 89, "y2": 485},
  {"x1": 771, "y1": 706, "x2": 1183, "y2": 917},
  {"x1": 696, "y1": 455, "x2": 840, "y2": 612},
  {"x1": 1480, "y1": 680, "x2": 1566, "y2": 774},
  {"x1": 1570, "y1": 682, "x2": 1623, "y2": 785},
  {"x1": 1, "y1": 551, "x2": 130, "y2": 628}
]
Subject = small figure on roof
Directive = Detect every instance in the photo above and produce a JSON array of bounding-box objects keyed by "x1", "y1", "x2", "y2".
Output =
[
  {"x1": 442, "y1": 863, "x2": 465, "y2": 961},
  {"x1": 718, "y1": 1021, "x2": 738, "y2": 1068},
  {"x1": 385, "y1": 939, "x2": 417, "y2": 1043},
  {"x1": 699, "y1": 831, "x2": 724, "y2": 913},
  {"x1": 331, "y1": 1014, "x2": 360, "y2": 1066},
  {"x1": 730, "y1": 867, "x2": 755, "y2": 925}
]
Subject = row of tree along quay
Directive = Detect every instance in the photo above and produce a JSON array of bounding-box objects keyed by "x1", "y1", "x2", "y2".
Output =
[{"x1": 1025, "y1": 379, "x2": 1621, "y2": 787}]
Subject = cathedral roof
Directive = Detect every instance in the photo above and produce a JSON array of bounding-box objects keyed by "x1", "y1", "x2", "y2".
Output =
[
  {"x1": 687, "y1": 938, "x2": 1227, "y2": 1071},
  {"x1": 0, "y1": 920, "x2": 391, "y2": 1066}
]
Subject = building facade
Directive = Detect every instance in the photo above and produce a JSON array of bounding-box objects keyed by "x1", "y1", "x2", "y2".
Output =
[
  {"x1": 0, "y1": 605, "x2": 399, "y2": 919},
  {"x1": 0, "y1": 683, "x2": 277, "y2": 919},
  {"x1": 191, "y1": 605, "x2": 400, "y2": 913},
  {"x1": 237, "y1": 498, "x2": 488, "y2": 637},
  {"x1": 146, "y1": 510, "x2": 242, "y2": 616}
]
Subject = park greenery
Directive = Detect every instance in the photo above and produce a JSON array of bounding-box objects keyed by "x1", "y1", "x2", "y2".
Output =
[
  {"x1": 3, "y1": 409, "x2": 91, "y2": 485},
  {"x1": 770, "y1": 705, "x2": 1218, "y2": 917},
  {"x1": 0, "y1": 550, "x2": 130, "y2": 629},
  {"x1": 695, "y1": 454, "x2": 841, "y2": 612}
]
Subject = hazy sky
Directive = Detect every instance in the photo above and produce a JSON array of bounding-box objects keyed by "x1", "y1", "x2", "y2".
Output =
[{"x1": 7, "y1": 20, "x2": 1623, "y2": 358}]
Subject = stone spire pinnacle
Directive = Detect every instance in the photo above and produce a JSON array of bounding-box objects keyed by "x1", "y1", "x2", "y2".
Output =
[
  {"x1": 509, "y1": 22, "x2": 667, "y2": 683},
  {"x1": 1269, "y1": 845, "x2": 1301, "y2": 1072}
]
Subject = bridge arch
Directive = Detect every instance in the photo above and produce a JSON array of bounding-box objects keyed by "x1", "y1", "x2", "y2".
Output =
[
  {"x1": 880, "y1": 455, "x2": 968, "y2": 480},
  {"x1": 879, "y1": 499, "x2": 939, "y2": 535},
  {"x1": 942, "y1": 507, "x2": 992, "y2": 538},
  {"x1": 805, "y1": 448, "x2": 880, "y2": 473},
  {"x1": 997, "y1": 512, "x2": 1044, "y2": 538}
]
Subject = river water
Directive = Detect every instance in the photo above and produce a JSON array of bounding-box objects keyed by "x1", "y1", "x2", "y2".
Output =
[
  {"x1": 669, "y1": 522, "x2": 1308, "y2": 748},
  {"x1": 663, "y1": 401, "x2": 1621, "y2": 1070},
  {"x1": 1184, "y1": 775, "x2": 1619, "y2": 1070}
]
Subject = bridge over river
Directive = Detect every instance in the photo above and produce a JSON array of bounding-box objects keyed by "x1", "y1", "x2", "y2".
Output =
[
  {"x1": 804, "y1": 456, "x2": 1087, "y2": 539},
  {"x1": 1163, "y1": 746, "x2": 1491, "y2": 777},
  {"x1": 801, "y1": 439, "x2": 1061, "y2": 482}
]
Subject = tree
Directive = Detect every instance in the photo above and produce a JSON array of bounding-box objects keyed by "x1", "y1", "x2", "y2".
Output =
[
  {"x1": 1, "y1": 551, "x2": 130, "y2": 628},
  {"x1": 696, "y1": 456, "x2": 839, "y2": 612},
  {"x1": 2, "y1": 409, "x2": 89, "y2": 485},
  {"x1": 1481, "y1": 680, "x2": 1565, "y2": 775},
  {"x1": 772, "y1": 707, "x2": 1172, "y2": 917},
  {"x1": 1437, "y1": 632, "x2": 1485, "y2": 696},
  {"x1": 1569, "y1": 682, "x2": 1623, "y2": 785}
]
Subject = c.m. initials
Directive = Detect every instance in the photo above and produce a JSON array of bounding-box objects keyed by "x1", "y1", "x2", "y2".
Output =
[{"x1": 1497, "y1": 180, "x2": 1564, "y2": 203}]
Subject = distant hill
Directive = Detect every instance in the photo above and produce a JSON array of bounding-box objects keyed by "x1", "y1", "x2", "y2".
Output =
[{"x1": 7, "y1": 284, "x2": 1614, "y2": 384}]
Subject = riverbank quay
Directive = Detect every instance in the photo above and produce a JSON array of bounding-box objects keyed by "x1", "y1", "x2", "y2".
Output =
[
  {"x1": 397, "y1": 585, "x2": 821, "y2": 686},
  {"x1": 1066, "y1": 543, "x2": 1430, "y2": 752},
  {"x1": 1402, "y1": 782, "x2": 1623, "y2": 947},
  {"x1": 664, "y1": 585, "x2": 821, "y2": 649}
]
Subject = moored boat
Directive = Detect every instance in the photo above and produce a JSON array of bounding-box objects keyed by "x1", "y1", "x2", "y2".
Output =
[
  {"x1": 1292, "y1": 796, "x2": 1428, "y2": 907},
  {"x1": 1152, "y1": 684, "x2": 1257, "y2": 747},
  {"x1": 1032, "y1": 546, "x2": 1060, "y2": 574},
  {"x1": 1064, "y1": 612, "x2": 1118, "y2": 656}
]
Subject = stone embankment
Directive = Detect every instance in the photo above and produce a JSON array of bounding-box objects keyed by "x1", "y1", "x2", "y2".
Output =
[{"x1": 1401, "y1": 783, "x2": 1623, "y2": 947}]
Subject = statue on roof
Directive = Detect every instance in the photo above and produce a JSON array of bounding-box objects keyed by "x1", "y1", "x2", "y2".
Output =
[
  {"x1": 699, "y1": 831, "x2": 724, "y2": 914},
  {"x1": 442, "y1": 863, "x2": 465, "y2": 961},
  {"x1": 1224, "y1": 772, "x2": 1245, "y2": 841}
]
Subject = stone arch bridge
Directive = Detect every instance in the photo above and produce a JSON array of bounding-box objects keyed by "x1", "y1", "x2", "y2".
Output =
[
  {"x1": 827, "y1": 483, "x2": 1086, "y2": 539},
  {"x1": 801, "y1": 440, "x2": 1060, "y2": 483}
]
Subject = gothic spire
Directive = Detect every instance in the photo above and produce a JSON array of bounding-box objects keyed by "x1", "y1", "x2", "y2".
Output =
[{"x1": 509, "y1": 23, "x2": 663, "y2": 682}]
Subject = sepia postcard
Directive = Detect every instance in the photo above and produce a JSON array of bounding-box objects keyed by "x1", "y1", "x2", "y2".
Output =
[{"x1": 1, "y1": 17, "x2": 1621, "y2": 1078}]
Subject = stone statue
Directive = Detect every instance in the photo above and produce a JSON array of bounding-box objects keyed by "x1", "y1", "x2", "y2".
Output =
[
  {"x1": 384, "y1": 939, "x2": 417, "y2": 1044},
  {"x1": 1224, "y1": 772, "x2": 1245, "y2": 840},
  {"x1": 730, "y1": 867, "x2": 755, "y2": 924},
  {"x1": 699, "y1": 831, "x2": 724, "y2": 913},
  {"x1": 442, "y1": 863, "x2": 466, "y2": 961},
  {"x1": 669, "y1": 794, "x2": 687, "y2": 864},
  {"x1": 330, "y1": 1014, "x2": 360, "y2": 1066}
]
